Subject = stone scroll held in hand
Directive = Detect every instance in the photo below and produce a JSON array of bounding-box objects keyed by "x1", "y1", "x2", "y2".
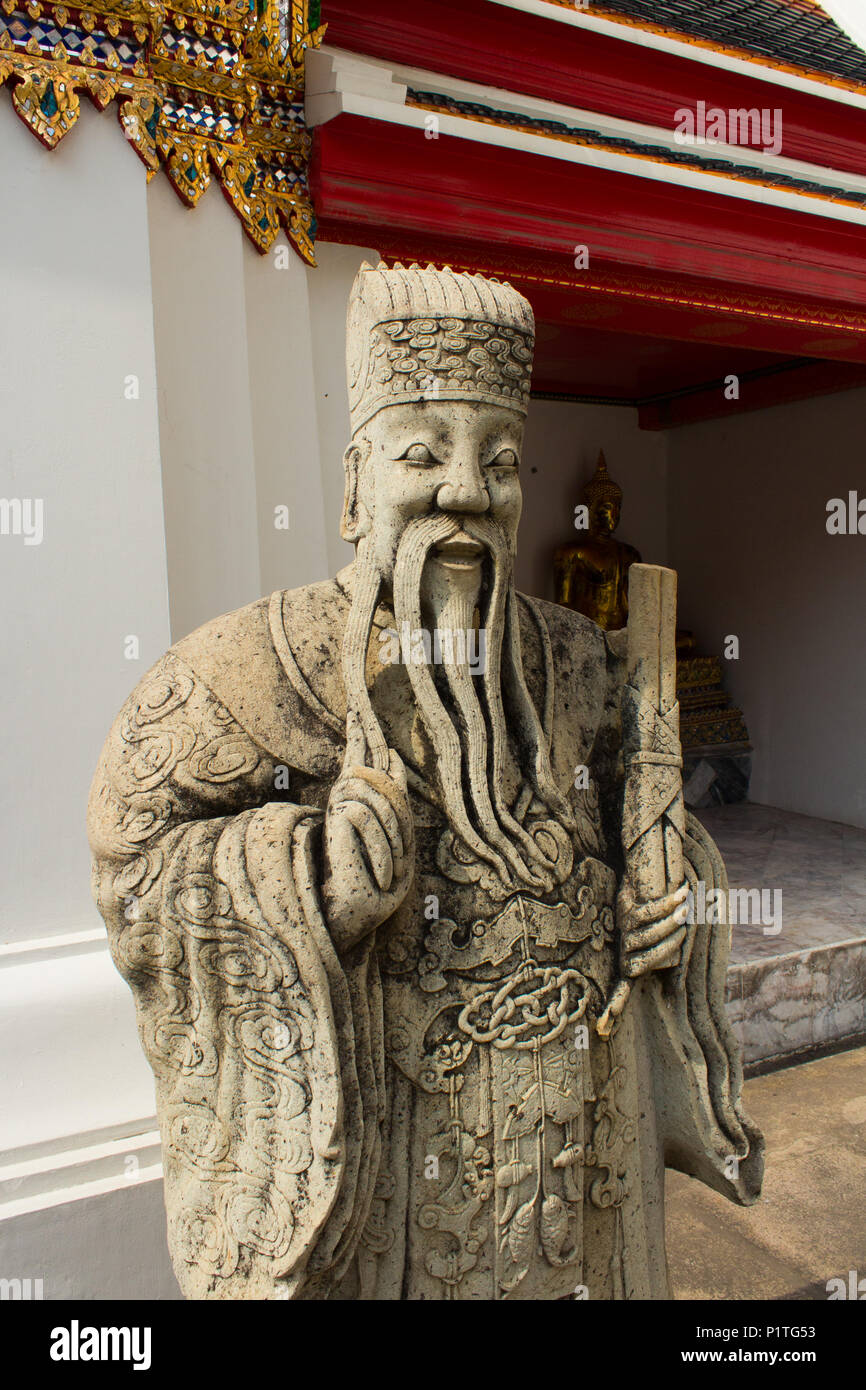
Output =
[{"x1": 599, "y1": 565, "x2": 685, "y2": 1036}]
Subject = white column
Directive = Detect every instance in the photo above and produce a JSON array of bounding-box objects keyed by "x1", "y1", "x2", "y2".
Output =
[
  {"x1": 305, "y1": 240, "x2": 381, "y2": 577},
  {"x1": 243, "y1": 236, "x2": 330, "y2": 595},
  {"x1": 146, "y1": 175, "x2": 262, "y2": 641},
  {"x1": 0, "y1": 101, "x2": 171, "y2": 1274},
  {"x1": 0, "y1": 101, "x2": 171, "y2": 945}
]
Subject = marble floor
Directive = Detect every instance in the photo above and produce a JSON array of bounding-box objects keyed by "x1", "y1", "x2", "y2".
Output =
[{"x1": 696, "y1": 802, "x2": 866, "y2": 966}]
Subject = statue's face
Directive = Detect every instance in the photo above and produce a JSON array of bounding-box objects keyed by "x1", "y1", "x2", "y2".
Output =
[
  {"x1": 594, "y1": 499, "x2": 619, "y2": 536},
  {"x1": 355, "y1": 400, "x2": 524, "y2": 585},
  {"x1": 340, "y1": 392, "x2": 570, "y2": 885}
]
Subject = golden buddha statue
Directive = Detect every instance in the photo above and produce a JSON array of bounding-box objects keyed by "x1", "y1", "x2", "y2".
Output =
[
  {"x1": 553, "y1": 453, "x2": 640, "y2": 630},
  {"x1": 552, "y1": 454, "x2": 751, "y2": 801}
]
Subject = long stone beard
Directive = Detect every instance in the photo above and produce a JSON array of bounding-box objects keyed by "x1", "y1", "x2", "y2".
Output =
[{"x1": 343, "y1": 515, "x2": 574, "y2": 893}]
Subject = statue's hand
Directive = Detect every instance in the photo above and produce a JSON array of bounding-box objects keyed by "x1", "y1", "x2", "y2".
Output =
[
  {"x1": 322, "y1": 747, "x2": 415, "y2": 954},
  {"x1": 617, "y1": 879, "x2": 689, "y2": 978}
]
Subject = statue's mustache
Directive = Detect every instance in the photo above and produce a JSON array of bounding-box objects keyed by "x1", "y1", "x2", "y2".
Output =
[{"x1": 397, "y1": 511, "x2": 506, "y2": 565}]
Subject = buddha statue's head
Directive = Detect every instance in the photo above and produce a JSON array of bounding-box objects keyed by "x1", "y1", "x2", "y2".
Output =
[{"x1": 584, "y1": 453, "x2": 622, "y2": 538}]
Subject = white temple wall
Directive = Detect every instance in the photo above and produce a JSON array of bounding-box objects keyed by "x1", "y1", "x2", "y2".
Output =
[
  {"x1": 147, "y1": 177, "x2": 263, "y2": 643},
  {"x1": 147, "y1": 219, "x2": 375, "y2": 635},
  {"x1": 244, "y1": 234, "x2": 331, "y2": 599},
  {"x1": 517, "y1": 398, "x2": 669, "y2": 599},
  {"x1": 0, "y1": 102, "x2": 175, "y2": 1293},
  {"x1": 0, "y1": 102, "x2": 172, "y2": 948},
  {"x1": 306, "y1": 240, "x2": 380, "y2": 579},
  {"x1": 667, "y1": 388, "x2": 866, "y2": 830}
]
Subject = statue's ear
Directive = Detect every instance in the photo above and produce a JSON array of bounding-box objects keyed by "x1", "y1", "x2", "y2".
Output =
[{"x1": 340, "y1": 438, "x2": 372, "y2": 542}]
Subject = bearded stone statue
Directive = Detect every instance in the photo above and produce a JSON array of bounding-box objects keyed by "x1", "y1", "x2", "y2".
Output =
[{"x1": 88, "y1": 263, "x2": 763, "y2": 1300}]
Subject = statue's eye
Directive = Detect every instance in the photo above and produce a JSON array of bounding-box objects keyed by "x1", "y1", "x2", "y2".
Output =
[
  {"x1": 487, "y1": 448, "x2": 519, "y2": 469},
  {"x1": 400, "y1": 443, "x2": 437, "y2": 465}
]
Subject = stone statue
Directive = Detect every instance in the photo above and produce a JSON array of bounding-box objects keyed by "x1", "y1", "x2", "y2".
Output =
[
  {"x1": 553, "y1": 453, "x2": 641, "y2": 630},
  {"x1": 88, "y1": 263, "x2": 762, "y2": 1300}
]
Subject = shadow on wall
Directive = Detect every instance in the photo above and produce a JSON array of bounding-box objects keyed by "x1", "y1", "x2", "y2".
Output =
[{"x1": 667, "y1": 388, "x2": 866, "y2": 828}]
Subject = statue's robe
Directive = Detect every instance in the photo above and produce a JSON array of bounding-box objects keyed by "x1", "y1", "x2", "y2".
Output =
[{"x1": 88, "y1": 572, "x2": 763, "y2": 1300}]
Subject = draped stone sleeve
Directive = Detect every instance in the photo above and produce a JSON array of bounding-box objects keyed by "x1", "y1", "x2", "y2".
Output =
[
  {"x1": 636, "y1": 811, "x2": 765, "y2": 1205},
  {"x1": 87, "y1": 651, "x2": 381, "y2": 1299}
]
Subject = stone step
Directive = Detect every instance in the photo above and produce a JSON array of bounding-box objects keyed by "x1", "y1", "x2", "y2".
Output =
[
  {"x1": 694, "y1": 803, "x2": 866, "y2": 1069},
  {"x1": 727, "y1": 937, "x2": 866, "y2": 1071}
]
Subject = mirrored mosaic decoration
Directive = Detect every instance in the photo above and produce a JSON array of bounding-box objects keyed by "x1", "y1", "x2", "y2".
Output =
[{"x1": 0, "y1": 0, "x2": 325, "y2": 260}]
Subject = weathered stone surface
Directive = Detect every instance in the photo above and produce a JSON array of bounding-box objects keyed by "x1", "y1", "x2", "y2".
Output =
[{"x1": 88, "y1": 263, "x2": 762, "y2": 1300}]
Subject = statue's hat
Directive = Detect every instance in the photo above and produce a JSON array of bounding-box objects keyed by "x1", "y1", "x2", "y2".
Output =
[{"x1": 346, "y1": 261, "x2": 535, "y2": 435}]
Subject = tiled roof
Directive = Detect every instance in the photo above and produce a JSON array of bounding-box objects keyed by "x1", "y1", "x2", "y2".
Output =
[
  {"x1": 546, "y1": 0, "x2": 866, "y2": 89},
  {"x1": 408, "y1": 89, "x2": 866, "y2": 208}
]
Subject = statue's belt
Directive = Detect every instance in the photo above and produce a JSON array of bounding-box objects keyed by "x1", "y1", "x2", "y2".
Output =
[
  {"x1": 417, "y1": 892, "x2": 609, "y2": 996},
  {"x1": 382, "y1": 887, "x2": 616, "y2": 1086}
]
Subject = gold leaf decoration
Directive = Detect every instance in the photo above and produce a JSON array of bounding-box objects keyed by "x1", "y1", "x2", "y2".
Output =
[
  {"x1": 160, "y1": 131, "x2": 212, "y2": 206},
  {"x1": 0, "y1": 0, "x2": 324, "y2": 262},
  {"x1": 9, "y1": 61, "x2": 83, "y2": 147}
]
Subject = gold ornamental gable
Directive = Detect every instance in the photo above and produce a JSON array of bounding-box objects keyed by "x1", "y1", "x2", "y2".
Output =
[{"x1": 0, "y1": 0, "x2": 325, "y2": 260}]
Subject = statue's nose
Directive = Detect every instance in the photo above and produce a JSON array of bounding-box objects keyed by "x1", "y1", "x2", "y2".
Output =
[{"x1": 436, "y1": 462, "x2": 489, "y2": 514}]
